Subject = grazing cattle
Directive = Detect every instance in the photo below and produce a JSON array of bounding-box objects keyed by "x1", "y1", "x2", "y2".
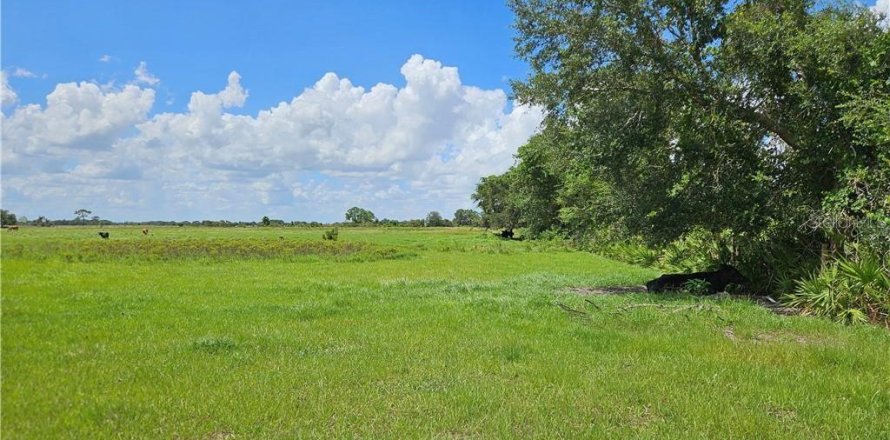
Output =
[
  {"x1": 646, "y1": 264, "x2": 748, "y2": 294},
  {"x1": 142, "y1": 228, "x2": 149, "y2": 235},
  {"x1": 499, "y1": 229, "x2": 514, "y2": 239},
  {"x1": 6, "y1": 225, "x2": 19, "y2": 231},
  {"x1": 98, "y1": 231, "x2": 110, "y2": 239}
]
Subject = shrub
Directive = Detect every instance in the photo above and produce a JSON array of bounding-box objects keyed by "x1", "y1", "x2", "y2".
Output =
[
  {"x1": 658, "y1": 228, "x2": 733, "y2": 273},
  {"x1": 599, "y1": 241, "x2": 660, "y2": 267},
  {"x1": 681, "y1": 279, "x2": 712, "y2": 296},
  {"x1": 322, "y1": 227, "x2": 339, "y2": 241},
  {"x1": 784, "y1": 255, "x2": 890, "y2": 326}
]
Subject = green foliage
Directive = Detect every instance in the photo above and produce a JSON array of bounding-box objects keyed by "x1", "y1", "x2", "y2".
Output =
[
  {"x1": 511, "y1": 132, "x2": 561, "y2": 236},
  {"x1": 599, "y1": 241, "x2": 661, "y2": 268},
  {"x1": 345, "y1": 207, "x2": 377, "y2": 224},
  {"x1": 1, "y1": 209, "x2": 17, "y2": 226},
  {"x1": 322, "y1": 227, "x2": 339, "y2": 241},
  {"x1": 424, "y1": 211, "x2": 445, "y2": 227},
  {"x1": 597, "y1": 229, "x2": 736, "y2": 276},
  {"x1": 452, "y1": 209, "x2": 482, "y2": 227},
  {"x1": 784, "y1": 255, "x2": 890, "y2": 325},
  {"x1": 472, "y1": 172, "x2": 521, "y2": 230},
  {"x1": 481, "y1": 0, "x2": 889, "y2": 297},
  {"x1": 74, "y1": 209, "x2": 92, "y2": 221},
  {"x1": 261, "y1": 216, "x2": 271, "y2": 226},
  {"x1": 681, "y1": 279, "x2": 713, "y2": 296},
  {"x1": 659, "y1": 229, "x2": 735, "y2": 273}
]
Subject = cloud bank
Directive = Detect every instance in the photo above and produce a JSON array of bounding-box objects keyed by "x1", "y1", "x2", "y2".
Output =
[{"x1": 1, "y1": 55, "x2": 543, "y2": 221}]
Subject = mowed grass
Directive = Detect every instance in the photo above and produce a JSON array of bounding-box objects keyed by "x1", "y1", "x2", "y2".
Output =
[{"x1": 2, "y1": 227, "x2": 888, "y2": 439}]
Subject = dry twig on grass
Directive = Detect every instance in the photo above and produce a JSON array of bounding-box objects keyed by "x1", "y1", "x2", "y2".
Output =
[
  {"x1": 584, "y1": 298, "x2": 602, "y2": 310},
  {"x1": 556, "y1": 302, "x2": 590, "y2": 318},
  {"x1": 557, "y1": 300, "x2": 727, "y2": 323}
]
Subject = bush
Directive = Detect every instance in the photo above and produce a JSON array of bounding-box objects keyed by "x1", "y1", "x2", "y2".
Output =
[
  {"x1": 596, "y1": 228, "x2": 732, "y2": 272},
  {"x1": 681, "y1": 279, "x2": 712, "y2": 296},
  {"x1": 659, "y1": 228, "x2": 733, "y2": 273},
  {"x1": 600, "y1": 241, "x2": 660, "y2": 267},
  {"x1": 784, "y1": 255, "x2": 890, "y2": 326},
  {"x1": 322, "y1": 227, "x2": 339, "y2": 241}
]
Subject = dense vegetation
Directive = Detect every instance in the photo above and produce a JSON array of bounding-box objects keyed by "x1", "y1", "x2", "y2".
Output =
[
  {"x1": 2, "y1": 227, "x2": 888, "y2": 438},
  {"x1": 474, "y1": 0, "x2": 890, "y2": 324}
]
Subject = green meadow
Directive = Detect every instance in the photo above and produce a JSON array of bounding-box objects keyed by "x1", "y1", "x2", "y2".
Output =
[{"x1": 2, "y1": 226, "x2": 888, "y2": 438}]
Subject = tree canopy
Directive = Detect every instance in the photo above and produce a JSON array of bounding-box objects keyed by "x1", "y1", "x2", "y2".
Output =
[
  {"x1": 472, "y1": 173, "x2": 522, "y2": 231},
  {"x1": 74, "y1": 209, "x2": 92, "y2": 221},
  {"x1": 477, "y1": 0, "x2": 889, "y2": 290},
  {"x1": 425, "y1": 211, "x2": 446, "y2": 227},
  {"x1": 453, "y1": 209, "x2": 482, "y2": 226},
  {"x1": 1, "y1": 209, "x2": 17, "y2": 226},
  {"x1": 345, "y1": 207, "x2": 377, "y2": 224}
]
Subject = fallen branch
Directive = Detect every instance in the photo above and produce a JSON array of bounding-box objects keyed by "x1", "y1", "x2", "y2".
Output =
[
  {"x1": 584, "y1": 299, "x2": 602, "y2": 310},
  {"x1": 556, "y1": 302, "x2": 589, "y2": 318},
  {"x1": 610, "y1": 303, "x2": 723, "y2": 319}
]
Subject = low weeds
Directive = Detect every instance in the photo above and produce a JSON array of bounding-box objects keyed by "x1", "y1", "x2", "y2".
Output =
[
  {"x1": 192, "y1": 336, "x2": 238, "y2": 354},
  {"x1": 3, "y1": 237, "x2": 414, "y2": 263}
]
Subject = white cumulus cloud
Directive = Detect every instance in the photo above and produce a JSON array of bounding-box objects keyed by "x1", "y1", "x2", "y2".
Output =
[
  {"x1": 1, "y1": 55, "x2": 543, "y2": 221},
  {"x1": 12, "y1": 68, "x2": 38, "y2": 78},
  {"x1": 1, "y1": 82, "x2": 155, "y2": 179},
  {"x1": 134, "y1": 61, "x2": 160, "y2": 86},
  {"x1": 1, "y1": 71, "x2": 17, "y2": 107}
]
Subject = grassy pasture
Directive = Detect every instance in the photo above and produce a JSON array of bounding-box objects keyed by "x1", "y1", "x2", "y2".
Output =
[{"x1": 2, "y1": 226, "x2": 889, "y2": 438}]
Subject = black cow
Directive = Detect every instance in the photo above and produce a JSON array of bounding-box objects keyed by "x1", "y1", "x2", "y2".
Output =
[
  {"x1": 499, "y1": 229, "x2": 514, "y2": 239},
  {"x1": 646, "y1": 264, "x2": 747, "y2": 294},
  {"x1": 98, "y1": 231, "x2": 110, "y2": 239}
]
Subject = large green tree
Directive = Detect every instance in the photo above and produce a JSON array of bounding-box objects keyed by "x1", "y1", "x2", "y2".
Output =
[
  {"x1": 425, "y1": 211, "x2": 446, "y2": 227},
  {"x1": 345, "y1": 207, "x2": 377, "y2": 224},
  {"x1": 511, "y1": 132, "x2": 562, "y2": 236},
  {"x1": 453, "y1": 209, "x2": 483, "y2": 227},
  {"x1": 503, "y1": 0, "x2": 888, "y2": 275},
  {"x1": 1, "y1": 209, "x2": 17, "y2": 226},
  {"x1": 472, "y1": 172, "x2": 522, "y2": 231}
]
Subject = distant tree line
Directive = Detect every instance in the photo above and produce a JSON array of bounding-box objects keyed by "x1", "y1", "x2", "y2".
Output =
[
  {"x1": 0, "y1": 207, "x2": 485, "y2": 229},
  {"x1": 340, "y1": 206, "x2": 483, "y2": 227}
]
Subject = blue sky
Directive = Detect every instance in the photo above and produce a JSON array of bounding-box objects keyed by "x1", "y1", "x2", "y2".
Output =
[
  {"x1": 1, "y1": 1, "x2": 541, "y2": 222},
  {"x1": 3, "y1": 1, "x2": 528, "y2": 113}
]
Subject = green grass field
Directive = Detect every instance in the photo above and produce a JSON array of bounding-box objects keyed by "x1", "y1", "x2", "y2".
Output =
[{"x1": 2, "y1": 226, "x2": 888, "y2": 438}]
